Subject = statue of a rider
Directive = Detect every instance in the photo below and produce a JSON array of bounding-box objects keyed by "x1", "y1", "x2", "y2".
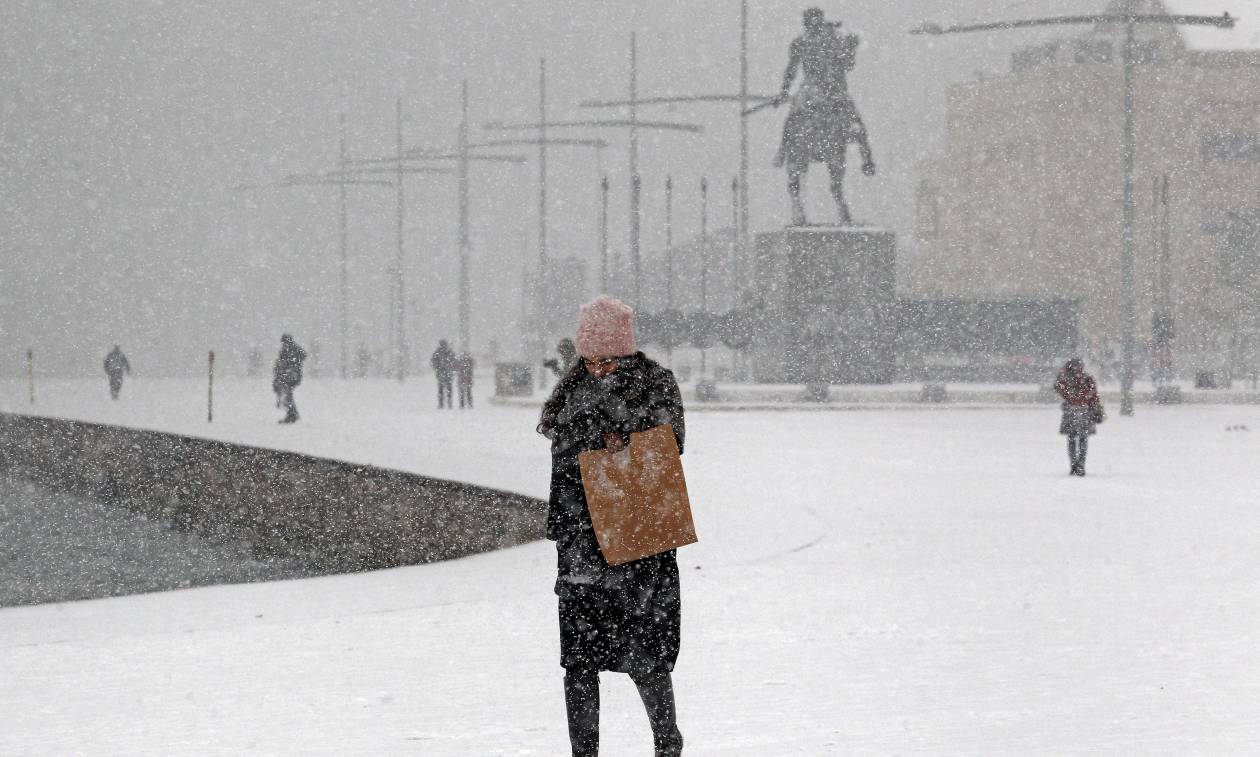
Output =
[{"x1": 773, "y1": 7, "x2": 876, "y2": 226}]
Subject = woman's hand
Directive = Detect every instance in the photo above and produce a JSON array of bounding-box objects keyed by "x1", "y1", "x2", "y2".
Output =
[{"x1": 603, "y1": 432, "x2": 627, "y2": 453}]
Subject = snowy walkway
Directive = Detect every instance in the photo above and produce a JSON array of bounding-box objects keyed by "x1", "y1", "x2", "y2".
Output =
[{"x1": 2, "y1": 378, "x2": 1260, "y2": 754}]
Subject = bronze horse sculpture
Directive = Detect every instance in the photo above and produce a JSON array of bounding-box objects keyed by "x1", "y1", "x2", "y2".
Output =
[{"x1": 765, "y1": 8, "x2": 876, "y2": 226}]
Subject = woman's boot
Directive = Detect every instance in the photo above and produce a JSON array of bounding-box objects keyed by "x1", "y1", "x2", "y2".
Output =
[
  {"x1": 564, "y1": 669, "x2": 600, "y2": 757},
  {"x1": 632, "y1": 671, "x2": 683, "y2": 756}
]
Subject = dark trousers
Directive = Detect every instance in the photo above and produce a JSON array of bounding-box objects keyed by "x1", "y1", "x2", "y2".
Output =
[
  {"x1": 564, "y1": 668, "x2": 682, "y2": 757},
  {"x1": 108, "y1": 374, "x2": 123, "y2": 400},
  {"x1": 458, "y1": 382, "x2": 473, "y2": 408},
  {"x1": 437, "y1": 376, "x2": 453, "y2": 408},
  {"x1": 1067, "y1": 434, "x2": 1088, "y2": 473},
  {"x1": 277, "y1": 384, "x2": 298, "y2": 422}
]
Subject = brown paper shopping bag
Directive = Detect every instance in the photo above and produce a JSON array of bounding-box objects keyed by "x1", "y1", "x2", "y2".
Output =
[{"x1": 578, "y1": 424, "x2": 697, "y2": 566}]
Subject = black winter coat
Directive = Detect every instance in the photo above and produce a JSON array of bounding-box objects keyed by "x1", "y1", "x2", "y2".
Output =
[
  {"x1": 431, "y1": 344, "x2": 456, "y2": 379},
  {"x1": 537, "y1": 352, "x2": 686, "y2": 675},
  {"x1": 273, "y1": 339, "x2": 306, "y2": 389}
]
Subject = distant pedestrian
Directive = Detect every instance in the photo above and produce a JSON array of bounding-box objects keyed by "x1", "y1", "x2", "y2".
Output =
[
  {"x1": 1055, "y1": 357, "x2": 1102, "y2": 476},
  {"x1": 544, "y1": 337, "x2": 579, "y2": 378},
  {"x1": 272, "y1": 334, "x2": 307, "y2": 424},
  {"x1": 537, "y1": 296, "x2": 686, "y2": 757},
  {"x1": 456, "y1": 351, "x2": 474, "y2": 409},
  {"x1": 103, "y1": 345, "x2": 131, "y2": 400},
  {"x1": 431, "y1": 339, "x2": 455, "y2": 409}
]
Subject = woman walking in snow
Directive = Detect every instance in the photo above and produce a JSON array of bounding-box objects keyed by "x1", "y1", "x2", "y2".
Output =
[
  {"x1": 537, "y1": 296, "x2": 686, "y2": 757},
  {"x1": 1055, "y1": 357, "x2": 1102, "y2": 476}
]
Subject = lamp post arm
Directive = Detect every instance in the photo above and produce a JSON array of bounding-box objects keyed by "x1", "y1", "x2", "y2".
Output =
[
  {"x1": 910, "y1": 12, "x2": 1233, "y2": 35},
  {"x1": 580, "y1": 94, "x2": 777, "y2": 108},
  {"x1": 350, "y1": 151, "x2": 526, "y2": 165},
  {"x1": 235, "y1": 178, "x2": 395, "y2": 190},
  {"x1": 485, "y1": 119, "x2": 703, "y2": 133},
  {"x1": 473, "y1": 137, "x2": 610, "y2": 149}
]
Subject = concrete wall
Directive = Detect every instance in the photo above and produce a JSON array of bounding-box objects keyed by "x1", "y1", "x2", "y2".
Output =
[{"x1": 0, "y1": 413, "x2": 546, "y2": 574}]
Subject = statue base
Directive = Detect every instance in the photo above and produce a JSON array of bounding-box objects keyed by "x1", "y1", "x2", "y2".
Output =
[{"x1": 751, "y1": 226, "x2": 896, "y2": 384}]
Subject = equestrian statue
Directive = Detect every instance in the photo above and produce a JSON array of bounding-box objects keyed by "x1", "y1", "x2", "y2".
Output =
[{"x1": 761, "y1": 7, "x2": 877, "y2": 226}]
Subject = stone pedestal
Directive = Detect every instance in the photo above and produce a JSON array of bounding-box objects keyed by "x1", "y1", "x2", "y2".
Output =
[{"x1": 751, "y1": 227, "x2": 896, "y2": 384}]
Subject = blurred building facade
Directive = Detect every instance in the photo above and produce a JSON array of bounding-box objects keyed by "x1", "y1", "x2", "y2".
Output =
[{"x1": 911, "y1": 0, "x2": 1260, "y2": 380}]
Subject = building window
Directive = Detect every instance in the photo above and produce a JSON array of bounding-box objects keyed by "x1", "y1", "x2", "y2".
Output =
[
  {"x1": 1201, "y1": 133, "x2": 1260, "y2": 164},
  {"x1": 1073, "y1": 39, "x2": 1113, "y2": 64}
]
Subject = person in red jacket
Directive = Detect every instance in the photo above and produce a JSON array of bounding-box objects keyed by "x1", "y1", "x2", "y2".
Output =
[{"x1": 1054, "y1": 357, "x2": 1102, "y2": 476}]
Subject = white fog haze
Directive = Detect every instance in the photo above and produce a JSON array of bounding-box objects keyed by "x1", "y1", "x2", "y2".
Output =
[
  {"x1": 4, "y1": 2, "x2": 1260, "y2": 754},
  {"x1": 2, "y1": 0, "x2": 1101, "y2": 376}
]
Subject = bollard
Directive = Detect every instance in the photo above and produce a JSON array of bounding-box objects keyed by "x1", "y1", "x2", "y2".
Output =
[
  {"x1": 26, "y1": 349, "x2": 34, "y2": 405},
  {"x1": 207, "y1": 350, "x2": 215, "y2": 422}
]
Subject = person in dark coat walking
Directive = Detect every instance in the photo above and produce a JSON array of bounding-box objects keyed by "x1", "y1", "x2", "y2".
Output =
[
  {"x1": 1055, "y1": 357, "x2": 1101, "y2": 476},
  {"x1": 272, "y1": 334, "x2": 307, "y2": 424},
  {"x1": 544, "y1": 337, "x2": 579, "y2": 378},
  {"x1": 537, "y1": 296, "x2": 686, "y2": 757},
  {"x1": 431, "y1": 339, "x2": 455, "y2": 409},
  {"x1": 456, "y1": 351, "x2": 474, "y2": 408},
  {"x1": 103, "y1": 345, "x2": 131, "y2": 400}
]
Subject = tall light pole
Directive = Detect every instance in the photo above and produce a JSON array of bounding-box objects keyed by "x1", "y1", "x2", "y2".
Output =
[
  {"x1": 629, "y1": 33, "x2": 641, "y2": 304},
  {"x1": 700, "y1": 176, "x2": 709, "y2": 379},
  {"x1": 730, "y1": 175, "x2": 739, "y2": 304},
  {"x1": 394, "y1": 98, "x2": 406, "y2": 381},
  {"x1": 540, "y1": 59, "x2": 548, "y2": 288},
  {"x1": 665, "y1": 175, "x2": 674, "y2": 310},
  {"x1": 739, "y1": 0, "x2": 750, "y2": 265},
  {"x1": 912, "y1": 9, "x2": 1235, "y2": 416},
  {"x1": 338, "y1": 114, "x2": 350, "y2": 379},
  {"x1": 458, "y1": 81, "x2": 472, "y2": 353},
  {"x1": 600, "y1": 174, "x2": 610, "y2": 292}
]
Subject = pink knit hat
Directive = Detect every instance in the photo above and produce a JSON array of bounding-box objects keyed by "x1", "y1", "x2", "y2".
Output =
[{"x1": 575, "y1": 295, "x2": 637, "y2": 358}]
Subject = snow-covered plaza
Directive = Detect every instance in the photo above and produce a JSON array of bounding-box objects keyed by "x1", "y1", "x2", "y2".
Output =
[{"x1": 2, "y1": 377, "x2": 1259, "y2": 755}]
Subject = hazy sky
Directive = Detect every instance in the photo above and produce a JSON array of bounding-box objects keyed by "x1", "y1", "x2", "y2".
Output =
[{"x1": 1, "y1": 0, "x2": 1096, "y2": 376}]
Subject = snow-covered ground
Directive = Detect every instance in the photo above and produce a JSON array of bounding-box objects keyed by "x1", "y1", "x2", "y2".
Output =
[{"x1": 3, "y1": 377, "x2": 1260, "y2": 754}]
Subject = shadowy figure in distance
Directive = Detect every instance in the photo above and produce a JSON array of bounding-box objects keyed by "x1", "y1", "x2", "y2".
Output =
[
  {"x1": 273, "y1": 334, "x2": 307, "y2": 424},
  {"x1": 431, "y1": 339, "x2": 456, "y2": 409},
  {"x1": 103, "y1": 345, "x2": 131, "y2": 400}
]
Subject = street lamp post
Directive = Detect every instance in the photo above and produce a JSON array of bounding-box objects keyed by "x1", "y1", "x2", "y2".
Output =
[
  {"x1": 665, "y1": 176, "x2": 674, "y2": 310},
  {"x1": 600, "y1": 175, "x2": 610, "y2": 292},
  {"x1": 911, "y1": 9, "x2": 1235, "y2": 416},
  {"x1": 338, "y1": 113, "x2": 349, "y2": 379},
  {"x1": 700, "y1": 177, "x2": 709, "y2": 379},
  {"x1": 730, "y1": 175, "x2": 739, "y2": 300},
  {"x1": 394, "y1": 99, "x2": 404, "y2": 380}
]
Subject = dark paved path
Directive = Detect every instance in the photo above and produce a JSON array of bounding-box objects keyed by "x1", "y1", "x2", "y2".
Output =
[{"x1": 0, "y1": 476, "x2": 309, "y2": 607}]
